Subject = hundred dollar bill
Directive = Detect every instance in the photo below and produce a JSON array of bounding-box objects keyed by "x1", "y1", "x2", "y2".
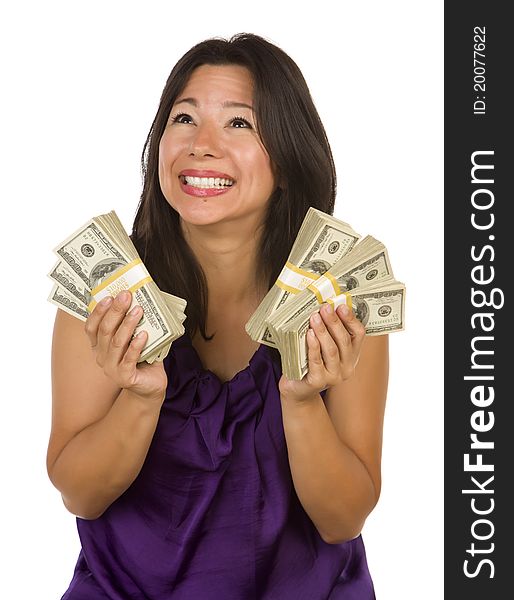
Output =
[
  {"x1": 48, "y1": 284, "x2": 89, "y2": 321},
  {"x1": 279, "y1": 282, "x2": 406, "y2": 380},
  {"x1": 246, "y1": 207, "x2": 361, "y2": 347},
  {"x1": 48, "y1": 259, "x2": 91, "y2": 307},
  {"x1": 53, "y1": 218, "x2": 130, "y2": 291}
]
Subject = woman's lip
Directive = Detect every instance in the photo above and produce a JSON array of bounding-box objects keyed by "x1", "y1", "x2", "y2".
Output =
[
  {"x1": 179, "y1": 179, "x2": 233, "y2": 198},
  {"x1": 179, "y1": 169, "x2": 236, "y2": 180}
]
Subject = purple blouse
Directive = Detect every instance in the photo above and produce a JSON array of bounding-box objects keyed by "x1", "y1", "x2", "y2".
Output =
[{"x1": 61, "y1": 334, "x2": 375, "y2": 599}]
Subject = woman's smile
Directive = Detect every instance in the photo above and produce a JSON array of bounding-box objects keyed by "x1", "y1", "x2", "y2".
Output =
[{"x1": 178, "y1": 168, "x2": 236, "y2": 197}]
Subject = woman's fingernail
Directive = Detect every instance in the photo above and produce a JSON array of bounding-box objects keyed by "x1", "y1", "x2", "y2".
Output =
[
  {"x1": 322, "y1": 303, "x2": 333, "y2": 314},
  {"x1": 312, "y1": 312, "x2": 321, "y2": 324},
  {"x1": 338, "y1": 305, "x2": 350, "y2": 317},
  {"x1": 117, "y1": 291, "x2": 130, "y2": 303},
  {"x1": 129, "y1": 305, "x2": 142, "y2": 317},
  {"x1": 100, "y1": 296, "x2": 113, "y2": 306}
]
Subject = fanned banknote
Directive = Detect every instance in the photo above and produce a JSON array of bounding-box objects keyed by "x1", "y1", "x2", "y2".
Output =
[{"x1": 48, "y1": 210, "x2": 187, "y2": 363}]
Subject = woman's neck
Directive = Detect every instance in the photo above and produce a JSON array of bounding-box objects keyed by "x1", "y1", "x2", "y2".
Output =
[{"x1": 181, "y1": 218, "x2": 268, "y2": 306}]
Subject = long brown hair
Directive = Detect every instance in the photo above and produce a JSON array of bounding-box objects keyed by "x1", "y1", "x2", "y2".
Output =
[{"x1": 132, "y1": 33, "x2": 336, "y2": 340}]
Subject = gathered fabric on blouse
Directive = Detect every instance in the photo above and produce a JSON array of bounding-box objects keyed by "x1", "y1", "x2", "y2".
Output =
[{"x1": 61, "y1": 333, "x2": 375, "y2": 600}]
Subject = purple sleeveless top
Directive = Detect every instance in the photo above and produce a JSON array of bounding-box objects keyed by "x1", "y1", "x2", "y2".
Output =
[{"x1": 61, "y1": 334, "x2": 375, "y2": 599}]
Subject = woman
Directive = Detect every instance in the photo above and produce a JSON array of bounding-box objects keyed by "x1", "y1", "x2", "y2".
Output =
[{"x1": 48, "y1": 33, "x2": 388, "y2": 599}]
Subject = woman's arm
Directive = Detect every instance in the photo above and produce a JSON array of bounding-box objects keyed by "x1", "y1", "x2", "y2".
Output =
[
  {"x1": 279, "y1": 304, "x2": 389, "y2": 543},
  {"x1": 47, "y1": 292, "x2": 167, "y2": 519}
]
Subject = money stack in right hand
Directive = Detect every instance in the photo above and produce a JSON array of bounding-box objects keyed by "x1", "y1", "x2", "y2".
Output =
[
  {"x1": 47, "y1": 210, "x2": 187, "y2": 364},
  {"x1": 245, "y1": 207, "x2": 406, "y2": 380}
]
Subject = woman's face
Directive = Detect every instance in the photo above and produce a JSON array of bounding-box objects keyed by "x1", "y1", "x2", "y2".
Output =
[{"x1": 158, "y1": 64, "x2": 276, "y2": 229}]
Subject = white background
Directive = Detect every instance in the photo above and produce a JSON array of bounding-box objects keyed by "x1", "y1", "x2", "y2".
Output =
[{"x1": 0, "y1": 1, "x2": 443, "y2": 598}]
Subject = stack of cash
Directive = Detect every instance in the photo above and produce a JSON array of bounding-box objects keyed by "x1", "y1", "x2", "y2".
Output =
[
  {"x1": 47, "y1": 210, "x2": 187, "y2": 363},
  {"x1": 245, "y1": 207, "x2": 361, "y2": 347},
  {"x1": 245, "y1": 209, "x2": 406, "y2": 380}
]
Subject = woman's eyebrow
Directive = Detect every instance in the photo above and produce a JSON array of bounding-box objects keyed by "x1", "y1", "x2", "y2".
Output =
[
  {"x1": 174, "y1": 97, "x2": 197, "y2": 107},
  {"x1": 173, "y1": 97, "x2": 253, "y2": 111},
  {"x1": 222, "y1": 101, "x2": 253, "y2": 110}
]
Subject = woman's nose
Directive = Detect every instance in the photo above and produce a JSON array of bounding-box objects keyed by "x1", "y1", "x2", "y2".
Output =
[{"x1": 188, "y1": 122, "x2": 222, "y2": 158}]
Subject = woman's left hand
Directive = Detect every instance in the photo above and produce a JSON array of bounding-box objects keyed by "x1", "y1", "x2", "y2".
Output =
[{"x1": 278, "y1": 303, "x2": 366, "y2": 403}]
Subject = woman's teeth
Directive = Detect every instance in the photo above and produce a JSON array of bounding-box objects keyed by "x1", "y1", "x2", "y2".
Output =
[{"x1": 182, "y1": 176, "x2": 234, "y2": 189}]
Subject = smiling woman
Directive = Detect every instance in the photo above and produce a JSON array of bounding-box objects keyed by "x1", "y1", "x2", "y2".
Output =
[
  {"x1": 132, "y1": 34, "x2": 338, "y2": 345},
  {"x1": 48, "y1": 33, "x2": 387, "y2": 600}
]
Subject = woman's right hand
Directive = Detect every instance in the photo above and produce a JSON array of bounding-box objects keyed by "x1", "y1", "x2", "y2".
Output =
[{"x1": 84, "y1": 290, "x2": 168, "y2": 405}]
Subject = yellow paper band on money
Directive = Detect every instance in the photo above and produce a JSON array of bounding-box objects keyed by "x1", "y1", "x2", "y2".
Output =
[
  {"x1": 88, "y1": 258, "x2": 153, "y2": 312},
  {"x1": 307, "y1": 272, "x2": 341, "y2": 304},
  {"x1": 275, "y1": 261, "x2": 320, "y2": 294},
  {"x1": 327, "y1": 292, "x2": 353, "y2": 312}
]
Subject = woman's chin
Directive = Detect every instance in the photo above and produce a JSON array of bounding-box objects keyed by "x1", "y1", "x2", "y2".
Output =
[
  {"x1": 167, "y1": 194, "x2": 268, "y2": 231},
  {"x1": 175, "y1": 204, "x2": 234, "y2": 228}
]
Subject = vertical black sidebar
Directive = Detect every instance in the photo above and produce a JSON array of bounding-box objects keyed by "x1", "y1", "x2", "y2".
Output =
[{"x1": 445, "y1": 3, "x2": 512, "y2": 598}]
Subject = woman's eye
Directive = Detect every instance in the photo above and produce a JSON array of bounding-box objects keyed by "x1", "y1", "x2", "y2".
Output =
[
  {"x1": 230, "y1": 117, "x2": 252, "y2": 129},
  {"x1": 170, "y1": 112, "x2": 193, "y2": 124}
]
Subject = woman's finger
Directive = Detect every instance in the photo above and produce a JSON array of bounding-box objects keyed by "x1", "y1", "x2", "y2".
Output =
[
  {"x1": 320, "y1": 303, "x2": 354, "y2": 363},
  {"x1": 103, "y1": 304, "x2": 145, "y2": 371},
  {"x1": 305, "y1": 324, "x2": 327, "y2": 388},
  {"x1": 336, "y1": 304, "x2": 366, "y2": 356},
  {"x1": 84, "y1": 296, "x2": 113, "y2": 347},
  {"x1": 309, "y1": 309, "x2": 340, "y2": 375},
  {"x1": 306, "y1": 327, "x2": 322, "y2": 365},
  {"x1": 95, "y1": 291, "x2": 133, "y2": 357},
  {"x1": 120, "y1": 330, "x2": 148, "y2": 382}
]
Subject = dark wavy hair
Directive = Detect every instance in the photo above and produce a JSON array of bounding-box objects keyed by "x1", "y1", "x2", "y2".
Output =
[{"x1": 132, "y1": 33, "x2": 336, "y2": 340}]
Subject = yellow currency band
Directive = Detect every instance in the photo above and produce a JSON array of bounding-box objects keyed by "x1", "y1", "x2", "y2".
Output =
[
  {"x1": 275, "y1": 261, "x2": 320, "y2": 294},
  {"x1": 88, "y1": 258, "x2": 153, "y2": 312},
  {"x1": 307, "y1": 272, "x2": 341, "y2": 304},
  {"x1": 327, "y1": 292, "x2": 353, "y2": 311}
]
